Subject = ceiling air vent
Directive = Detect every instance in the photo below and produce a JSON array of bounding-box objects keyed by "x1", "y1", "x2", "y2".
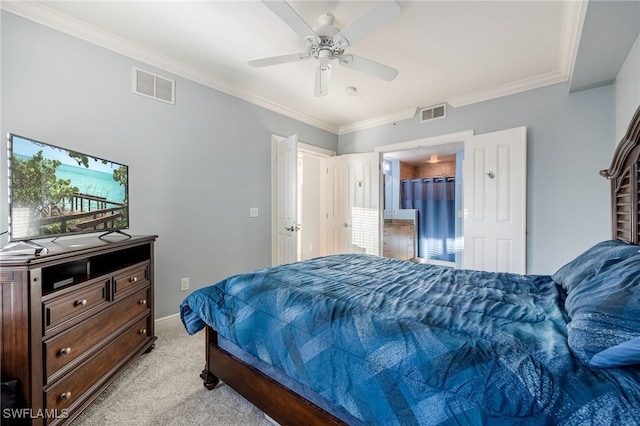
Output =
[
  {"x1": 420, "y1": 104, "x2": 446, "y2": 123},
  {"x1": 132, "y1": 67, "x2": 175, "y2": 104}
]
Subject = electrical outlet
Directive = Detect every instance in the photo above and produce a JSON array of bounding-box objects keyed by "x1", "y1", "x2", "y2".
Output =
[{"x1": 180, "y1": 277, "x2": 189, "y2": 291}]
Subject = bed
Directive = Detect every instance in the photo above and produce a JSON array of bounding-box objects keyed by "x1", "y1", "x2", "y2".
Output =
[{"x1": 181, "y1": 105, "x2": 640, "y2": 426}]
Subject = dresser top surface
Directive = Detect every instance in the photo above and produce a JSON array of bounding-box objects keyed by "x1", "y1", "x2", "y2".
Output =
[{"x1": 0, "y1": 234, "x2": 157, "y2": 267}]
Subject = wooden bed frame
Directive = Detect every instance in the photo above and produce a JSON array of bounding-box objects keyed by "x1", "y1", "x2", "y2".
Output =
[
  {"x1": 201, "y1": 329, "x2": 346, "y2": 425},
  {"x1": 200, "y1": 105, "x2": 640, "y2": 426},
  {"x1": 601, "y1": 105, "x2": 640, "y2": 245}
]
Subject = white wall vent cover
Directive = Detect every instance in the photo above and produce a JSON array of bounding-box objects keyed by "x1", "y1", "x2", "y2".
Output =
[
  {"x1": 420, "y1": 104, "x2": 446, "y2": 123},
  {"x1": 132, "y1": 67, "x2": 175, "y2": 104}
]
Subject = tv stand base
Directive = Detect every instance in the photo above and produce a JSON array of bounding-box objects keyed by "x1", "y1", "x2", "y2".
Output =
[{"x1": 99, "y1": 230, "x2": 132, "y2": 240}]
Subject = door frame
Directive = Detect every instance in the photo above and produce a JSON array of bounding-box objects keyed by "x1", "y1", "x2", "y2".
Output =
[
  {"x1": 375, "y1": 130, "x2": 474, "y2": 266},
  {"x1": 374, "y1": 130, "x2": 474, "y2": 155},
  {"x1": 270, "y1": 134, "x2": 335, "y2": 266}
]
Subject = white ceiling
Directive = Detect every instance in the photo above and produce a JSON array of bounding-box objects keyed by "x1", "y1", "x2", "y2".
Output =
[{"x1": 1, "y1": 1, "x2": 636, "y2": 135}]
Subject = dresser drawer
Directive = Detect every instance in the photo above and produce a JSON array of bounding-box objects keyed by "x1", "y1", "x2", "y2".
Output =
[
  {"x1": 43, "y1": 279, "x2": 110, "y2": 333},
  {"x1": 113, "y1": 263, "x2": 149, "y2": 300},
  {"x1": 44, "y1": 286, "x2": 150, "y2": 382},
  {"x1": 45, "y1": 316, "x2": 151, "y2": 416}
]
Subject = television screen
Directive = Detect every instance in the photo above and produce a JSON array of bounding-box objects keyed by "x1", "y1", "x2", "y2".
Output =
[{"x1": 7, "y1": 134, "x2": 129, "y2": 241}]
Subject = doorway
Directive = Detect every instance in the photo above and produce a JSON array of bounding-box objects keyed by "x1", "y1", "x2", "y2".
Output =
[
  {"x1": 271, "y1": 134, "x2": 334, "y2": 266},
  {"x1": 297, "y1": 148, "x2": 328, "y2": 261},
  {"x1": 377, "y1": 131, "x2": 471, "y2": 267},
  {"x1": 271, "y1": 135, "x2": 382, "y2": 266},
  {"x1": 376, "y1": 127, "x2": 527, "y2": 273}
]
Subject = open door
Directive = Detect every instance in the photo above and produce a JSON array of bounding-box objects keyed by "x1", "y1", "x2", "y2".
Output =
[
  {"x1": 463, "y1": 127, "x2": 527, "y2": 273},
  {"x1": 275, "y1": 134, "x2": 298, "y2": 265},
  {"x1": 326, "y1": 152, "x2": 382, "y2": 256}
]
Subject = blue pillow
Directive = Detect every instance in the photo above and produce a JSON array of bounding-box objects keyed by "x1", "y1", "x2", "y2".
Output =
[
  {"x1": 564, "y1": 254, "x2": 640, "y2": 367},
  {"x1": 590, "y1": 336, "x2": 640, "y2": 368},
  {"x1": 552, "y1": 240, "x2": 640, "y2": 292}
]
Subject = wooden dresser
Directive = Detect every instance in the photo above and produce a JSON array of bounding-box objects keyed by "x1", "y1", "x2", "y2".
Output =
[{"x1": 0, "y1": 234, "x2": 157, "y2": 425}]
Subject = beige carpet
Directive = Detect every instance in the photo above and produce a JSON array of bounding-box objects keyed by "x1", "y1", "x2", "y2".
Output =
[{"x1": 71, "y1": 318, "x2": 273, "y2": 426}]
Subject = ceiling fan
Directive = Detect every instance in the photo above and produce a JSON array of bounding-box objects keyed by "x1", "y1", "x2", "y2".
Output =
[{"x1": 249, "y1": 0, "x2": 401, "y2": 97}]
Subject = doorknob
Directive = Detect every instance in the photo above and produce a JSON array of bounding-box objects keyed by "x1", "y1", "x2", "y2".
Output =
[
  {"x1": 343, "y1": 223, "x2": 351, "y2": 228},
  {"x1": 285, "y1": 225, "x2": 295, "y2": 232}
]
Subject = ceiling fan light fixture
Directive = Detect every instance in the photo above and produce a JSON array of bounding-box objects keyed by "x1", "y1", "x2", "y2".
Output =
[{"x1": 318, "y1": 49, "x2": 332, "y2": 62}]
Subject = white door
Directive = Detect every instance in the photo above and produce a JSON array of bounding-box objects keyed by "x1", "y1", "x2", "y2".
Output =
[
  {"x1": 463, "y1": 127, "x2": 527, "y2": 273},
  {"x1": 275, "y1": 134, "x2": 298, "y2": 265},
  {"x1": 326, "y1": 152, "x2": 382, "y2": 256}
]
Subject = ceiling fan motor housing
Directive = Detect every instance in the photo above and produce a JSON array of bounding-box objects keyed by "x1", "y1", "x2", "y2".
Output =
[
  {"x1": 315, "y1": 13, "x2": 339, "y2": 37},
  {"x1": 307, "y1": 14, "x2": 346, "y2": 62}
]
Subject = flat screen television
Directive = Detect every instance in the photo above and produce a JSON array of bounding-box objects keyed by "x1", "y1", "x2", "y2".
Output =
[{"x1": 6, "y1": 133, "x2": 129, "y2": 243}]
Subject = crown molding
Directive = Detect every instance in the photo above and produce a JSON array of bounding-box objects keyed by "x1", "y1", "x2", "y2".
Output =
[
  {"x1": 447, "y1": 0, "x2": 585, "y2": 109},
  {"x1": 1, "y1": 1, "x2": 339, "y2": 135},
  {"x1": 338, "y1": 107, "x2": 417, "y2": 135},
  {"x1": 559, "y1": 0, "x2": 588, "y2": 85},
  {"x1": 342, "y1": 0, "x2": 586, "y2": 132},
  {"x1": 2, "y1": 0, "x2": 586, "y2": 136},
  {"x1": 341, "y1": 65, "x2": 570, "y2": 133},
  {"x1": 447, "y1": 70, "x2": 569, "y2": 108}
]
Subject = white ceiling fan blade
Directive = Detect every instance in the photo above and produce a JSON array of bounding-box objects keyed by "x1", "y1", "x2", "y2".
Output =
[
  {"x1": 338, "y1": 54, "x2": 398, "y2": 81},
  {"x1": 261, "y1": 0, "x2": 318, "y2": 40},
  {"x1": 314, "y1": 63, "x2": 331, "y2": 97},
  {"x1": 248, "y1": 53, "x2": 310, "y2": 68},
  {"x1": 334, "y1": 0, "x2": 401, "y2": 48}
]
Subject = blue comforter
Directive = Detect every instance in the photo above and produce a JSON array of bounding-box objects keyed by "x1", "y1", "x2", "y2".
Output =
[{"x1": 180, "y1": 254, "x2": 640, "y2": 425}]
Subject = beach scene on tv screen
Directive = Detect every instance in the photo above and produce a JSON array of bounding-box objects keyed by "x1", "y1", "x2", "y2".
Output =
[{"x1": 10, "y1": 136, "x2": 128, "y2": 239}]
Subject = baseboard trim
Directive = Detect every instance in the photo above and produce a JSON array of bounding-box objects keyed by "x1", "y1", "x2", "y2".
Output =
[{"x1": 154, "y1": 313, "x2": 181, "y2": 332}]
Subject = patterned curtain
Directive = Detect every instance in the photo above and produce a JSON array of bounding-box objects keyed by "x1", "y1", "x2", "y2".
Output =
[{"x1": 401, "y1": 177, "x2": 456, "y2": 262}]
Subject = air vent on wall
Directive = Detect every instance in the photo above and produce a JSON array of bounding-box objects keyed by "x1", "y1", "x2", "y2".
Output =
[
  {"x1": 420, "y1": 104, "x2": 446, "y2": 123},
  {"x1": 132, "y1": 67, "x2": 175, "y2": 104}
]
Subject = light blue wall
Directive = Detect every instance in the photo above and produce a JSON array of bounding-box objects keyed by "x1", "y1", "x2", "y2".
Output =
[
  {"x1": 0, "y1": 12, "x2": 338, "y2": 318},
  {"x1": 339, "y1": 83, "x2": 614, "y2": 275}
]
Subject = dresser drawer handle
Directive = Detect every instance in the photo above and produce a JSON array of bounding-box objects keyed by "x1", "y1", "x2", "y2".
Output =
[
  {"x1": 139, "y1": 328, "x2": 147, "y2": 335},
  {"x1": 139, "y1": 299, "x2": 147, "y2": 305},
  {"x1": 129, "y1": 276, "x2": 138, "y2": 283},
  {"x1": 60, "y1": 392, "x2": 72, "y2": 400},
  {"x1": 75, "y1": 299, "x2": 87, "y2": 307},
  {"x1": 58, "y1": 347, "x2": 72, "y2": 356}
]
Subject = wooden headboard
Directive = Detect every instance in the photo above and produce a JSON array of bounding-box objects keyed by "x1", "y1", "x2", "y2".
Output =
[{"x1": 600, "y1": 104, "x2": 640, "y2": 245}]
